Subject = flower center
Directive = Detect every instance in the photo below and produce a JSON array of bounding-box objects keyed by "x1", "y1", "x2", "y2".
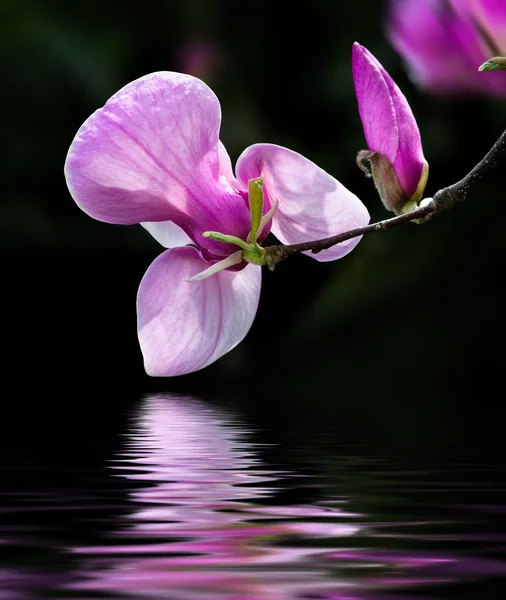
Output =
[{"x1": 187, "y1": 177, "x2": 279, "y2": 282}]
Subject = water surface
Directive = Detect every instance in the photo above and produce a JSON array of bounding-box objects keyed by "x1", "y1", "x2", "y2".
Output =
[{"x1": 1, "y1": 393, "x2": 506, "y2": 599}]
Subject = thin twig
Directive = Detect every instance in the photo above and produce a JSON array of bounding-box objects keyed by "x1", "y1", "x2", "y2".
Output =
[
  {"x1": 431, "y1": 127, "x2": 506, "y2": 210},
  {"x1": 265, "y1": 128, "x2": 506, "y2": 267}
]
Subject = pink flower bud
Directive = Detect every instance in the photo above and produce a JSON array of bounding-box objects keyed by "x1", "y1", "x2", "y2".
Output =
[{"x1": 352, "y1": 42, "x2": 428, "y2": 214}]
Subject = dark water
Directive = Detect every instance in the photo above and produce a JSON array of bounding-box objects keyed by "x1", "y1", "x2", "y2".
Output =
[{"x1": 1, "y1": 394, "x2": 506, "y2": 599}]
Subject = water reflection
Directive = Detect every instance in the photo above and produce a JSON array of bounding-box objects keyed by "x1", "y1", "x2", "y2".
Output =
[
  {"x1": 66, "y1": 394, "x2": 506, "y2": 599},
  {"x1": 70, "y1": 394, "x2": 361, "y2": 597}
]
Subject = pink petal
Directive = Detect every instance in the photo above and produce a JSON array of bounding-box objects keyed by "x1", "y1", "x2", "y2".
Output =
[
  {"x1": 235, "y1": 144, "x2": 369, "y2": 262},
  {"x1": 217, "y1": 140, "x2": 238, "y2": 185},
  {"x1": 451, "y1": 0, "x2": 506, "y2": 54},
  {"x1": 64, "y1": 72, "x2": 251, "y2": 257},
  {"x1": 137, "y1": 246, "x2": 261, "y2": 376},
  {"x1": 141, "y1": 221, "x2": 193, "y2": 248},
  {"x1": 387, "y1": 0, "x2": 478, "y2": 93},
  {"x1": 352, "y1": 43, "x2": 426, "y2": 199},
  {"x1": 387, "y1": 0, "x2": 506, "y2": 98}
]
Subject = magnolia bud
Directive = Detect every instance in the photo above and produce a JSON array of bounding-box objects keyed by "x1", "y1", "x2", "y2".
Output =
[{"x1": 353, "y1": 42, "x2": 429, "y2": 214}]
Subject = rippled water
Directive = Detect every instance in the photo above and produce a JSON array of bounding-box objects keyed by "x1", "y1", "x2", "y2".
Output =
[{"x1": 1, "y1": 394, "x2": 506, "y2": 599}]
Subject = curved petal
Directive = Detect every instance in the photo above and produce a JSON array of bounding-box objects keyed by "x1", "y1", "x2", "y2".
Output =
[
  {"x1": 235, "y1": 144, "x2": 369, "y2": 262},
  {"x1": 64, "y1": 72, "x2": 251, "y2": 255},
  {"x1": 137, "y1": 246, "x2": 261, "y2": 376},
  {"x1": 141, "y1": 221, "x2": 193, "y2": 248},
  {"x1": 352, "y1": 43, "x2": 426, "y2": 199}
]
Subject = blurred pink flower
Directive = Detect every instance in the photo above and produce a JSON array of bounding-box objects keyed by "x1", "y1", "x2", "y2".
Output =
[{"x1": 387, "y1": 0, "x2": 506, "y2": 97}]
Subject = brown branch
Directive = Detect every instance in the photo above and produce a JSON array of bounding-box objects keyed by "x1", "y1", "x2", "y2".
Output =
[
  {"x1": 431, "y1": 126, "x2": 506, "y2": 210},
  {"x1": 264, "y1": 128, "x2": 506, "y2": 268}
]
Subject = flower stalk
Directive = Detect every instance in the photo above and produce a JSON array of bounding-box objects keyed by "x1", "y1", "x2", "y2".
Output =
[{"x1": 265, "y1": 126, "x2": 506, "y2": 265}]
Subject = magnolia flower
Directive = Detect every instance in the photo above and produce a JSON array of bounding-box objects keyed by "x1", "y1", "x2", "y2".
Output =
[
  {"x1": 65, "y1": 72, "x2": 369, "y2": 376},
  {"x1": 387, "y1": 0, "x2": 506, "y2": 97},
  {"x1": 352, "y1": 42, "x2": 428, "y2": 214}
]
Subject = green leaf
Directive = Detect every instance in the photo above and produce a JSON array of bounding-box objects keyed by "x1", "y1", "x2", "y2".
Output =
[{"x1": 248, "y1": 176, "x2": 264, "y2": 244}]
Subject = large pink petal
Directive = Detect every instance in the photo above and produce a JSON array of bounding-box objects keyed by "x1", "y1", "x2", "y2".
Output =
[
  {"x1": 235, "y1": 144, "x2": 369, "y2": 262},
  {"x1": 64, "y1": 72, "x2": 251, "y2": 256},
  {"x1": 137, "y1": 246, "x2": 261, "y2": 376},
  {"x1": 352, "y1": 43, "x2": 426, "y2": 199}
]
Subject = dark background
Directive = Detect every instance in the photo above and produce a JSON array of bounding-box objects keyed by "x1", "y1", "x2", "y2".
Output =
[{"x1": 2, "y1": 0, "x2": 505, "y2": 457}]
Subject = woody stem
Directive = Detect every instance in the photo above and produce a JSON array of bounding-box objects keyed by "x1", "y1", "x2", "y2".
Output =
[{"x1": 265, "y1": 127, "x2": 506, "y2": 266}]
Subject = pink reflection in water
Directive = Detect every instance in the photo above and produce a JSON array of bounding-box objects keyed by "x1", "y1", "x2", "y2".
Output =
[
  {"x1": 0, "y1": 568, "x2": 69, "y2": 600},
  {"x1": 66, "y1": 394, "x2": 506, "y2": 599}
]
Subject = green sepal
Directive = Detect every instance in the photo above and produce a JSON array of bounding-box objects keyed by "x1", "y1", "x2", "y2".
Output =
[
  {"x1": 242, "y1": 244, "x2": 267, "y2": 266},
  {"x1": 248, "y1": 176, "x2": 264, "y2": 245},
  {"x1": 202, "y1": 231, "x2": 251, "y2": 252}
]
